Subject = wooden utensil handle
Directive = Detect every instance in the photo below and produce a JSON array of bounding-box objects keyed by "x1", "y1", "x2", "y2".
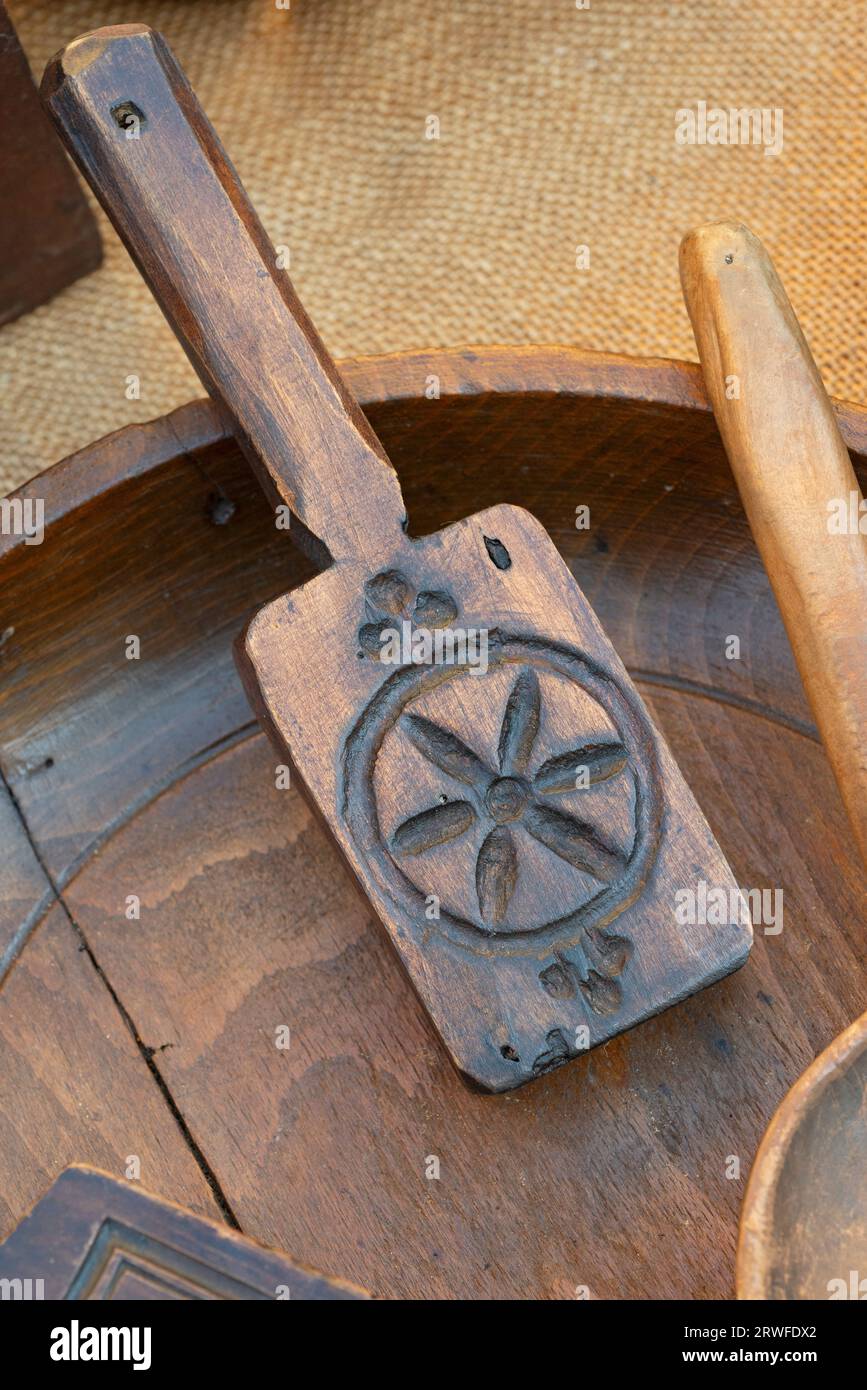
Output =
[
  {"x1": 41, "y1": 24, "x2": 406, "y2": 564},
  {"x1": 680, "y1": 222, "x2": 867, "y2": 865}
]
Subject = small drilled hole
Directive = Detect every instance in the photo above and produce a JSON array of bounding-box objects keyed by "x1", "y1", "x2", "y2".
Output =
[
  {"x1": 111, "y1": 101, "x2": 146, "y2": 134},
  {"x1": 206, "y1": 493, "x2": 236, "y2": 526},
  {"x1": 484, "y1": 535, "x2": 512, "y2": 570},
  {"x1": 500, "y1": 1044, "x2": 520, "y2": 1063},
  {"x1": 724, "y1": 253, "x2": 734, "y2": 264}
]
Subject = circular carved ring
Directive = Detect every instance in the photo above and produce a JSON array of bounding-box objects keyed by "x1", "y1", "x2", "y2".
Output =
[{"x1": 341, "y1": 633, "x2": 664, "y2": 958}]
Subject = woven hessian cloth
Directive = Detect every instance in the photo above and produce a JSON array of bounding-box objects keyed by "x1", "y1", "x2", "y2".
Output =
[{"x1": 3, "y1": 0, "x2": 867, "y2": 493}]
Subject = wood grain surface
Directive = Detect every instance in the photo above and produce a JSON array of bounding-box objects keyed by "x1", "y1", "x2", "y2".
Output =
[
  {"x1": 1, "y1": 347, "x2": 865, "y2": 1296},
  {"x1": 60, "y1": 712, "x2": 864, "y2": 1299},
  {"x1": 0, "y1": 904, "x2": 220, "y2": 1240}
]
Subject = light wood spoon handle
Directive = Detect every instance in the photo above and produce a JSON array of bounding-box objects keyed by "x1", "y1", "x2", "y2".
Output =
[
  {"x1": 41, "y1": 24, "x2": 406, "y2": 565},
  {"x1": 680, "y1": 222, "x2": 867, "y2": 866}
]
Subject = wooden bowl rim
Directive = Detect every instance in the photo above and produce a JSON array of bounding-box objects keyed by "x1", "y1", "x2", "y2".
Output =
[
  {"x1": 736, "y1": 1007, "x2": 867, "y2": 1299},
  {"x1": 5, "y1": 344, "x2": 867, "y2": 564}
]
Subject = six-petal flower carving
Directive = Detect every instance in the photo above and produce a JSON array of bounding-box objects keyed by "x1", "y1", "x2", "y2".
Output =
[{"x1": 390, "y1": 667, "x2": 630, "y2": 927}]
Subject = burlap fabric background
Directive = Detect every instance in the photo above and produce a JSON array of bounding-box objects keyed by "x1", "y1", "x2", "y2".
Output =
[{"x1": 3, "y1": 0, "x2": 867, "y2": 494}]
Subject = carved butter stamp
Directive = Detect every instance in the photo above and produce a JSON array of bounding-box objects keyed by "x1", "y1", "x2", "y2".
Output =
[{"x1": 343, "y1": 622, "x2": 664, "y2": 1020}]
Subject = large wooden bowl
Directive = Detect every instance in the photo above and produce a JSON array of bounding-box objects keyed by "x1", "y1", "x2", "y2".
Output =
[{"x1": 1, "y1": 346, "x2": 865, "y2": 1300}]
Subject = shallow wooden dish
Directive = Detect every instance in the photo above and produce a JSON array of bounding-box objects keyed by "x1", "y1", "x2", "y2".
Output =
[
  {"x1": 1, "y1": 346, "x2": 865, "y2": 1300},
  {"x1": 737, "y1": 1008, "x2": 867, "y2": 1300}
]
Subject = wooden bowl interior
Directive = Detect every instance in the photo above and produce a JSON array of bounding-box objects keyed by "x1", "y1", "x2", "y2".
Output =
[
  {"x1": 1, "y1": 348, "x2": 865, "y2": 1299},
  {"x1": 737, "y1": 1010, "x2": 867, "y2": 1300}
]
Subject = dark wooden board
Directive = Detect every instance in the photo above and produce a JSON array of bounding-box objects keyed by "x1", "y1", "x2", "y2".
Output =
[
  {"x1": 0, "y1": 1, "x2": 100, "y2": 323},
  {"x1": 1, "y1": 347, "x2": 865, "y2": 1296},
  {"x1": 0, "y1": 1166, "x2": 367, "y2": 1300}
]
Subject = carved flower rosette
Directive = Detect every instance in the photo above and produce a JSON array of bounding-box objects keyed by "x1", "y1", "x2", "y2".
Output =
[{"x1": 343, "y1": 571, "x2": 663, "y2": 1017}]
